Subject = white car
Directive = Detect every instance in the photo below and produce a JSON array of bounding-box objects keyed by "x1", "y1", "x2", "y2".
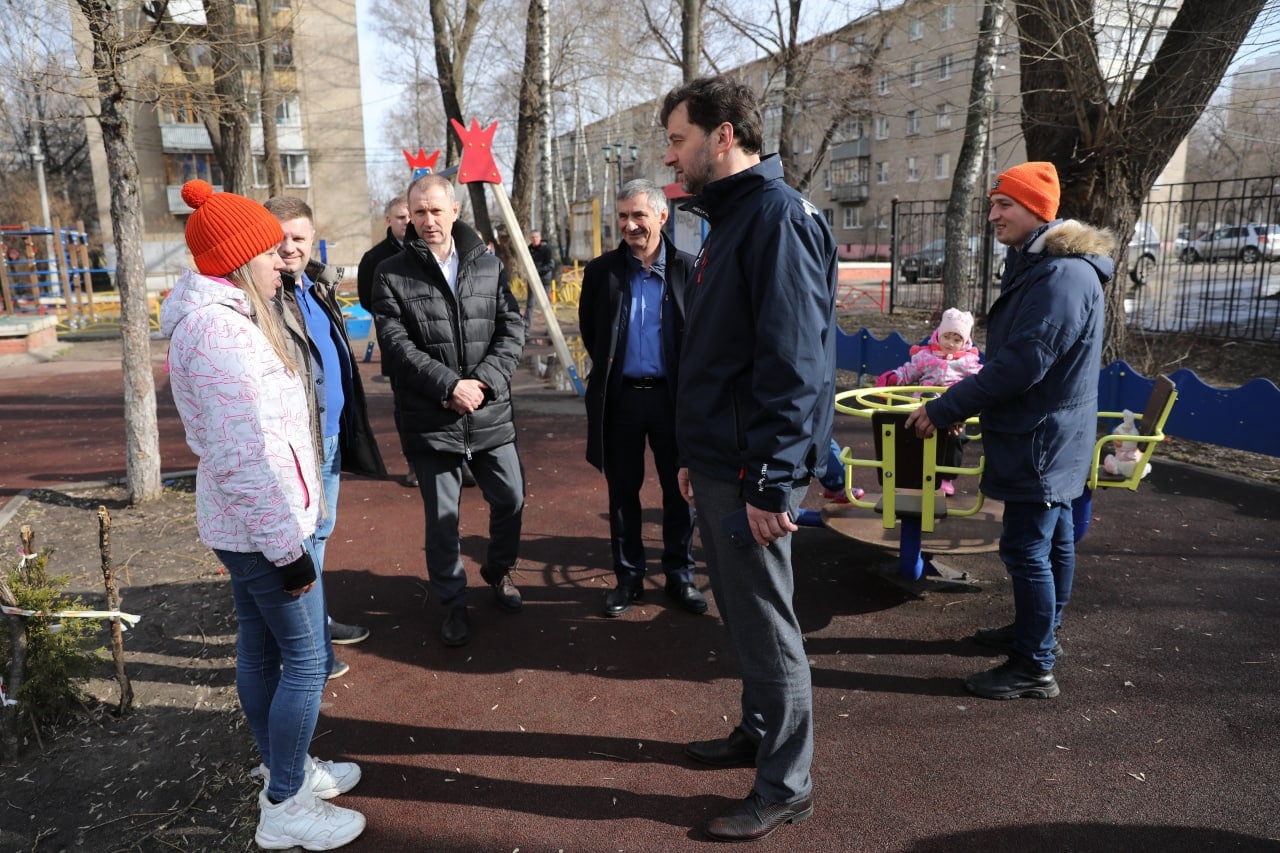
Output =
[{"x1": 1179, "y1": 223, "x2": 1280, "y2": 263}]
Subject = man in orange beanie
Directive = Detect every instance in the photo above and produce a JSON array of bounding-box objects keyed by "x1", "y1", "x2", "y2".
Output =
[{"x1": 906, "y1": 161, "x2": 1116, "y2": 700}]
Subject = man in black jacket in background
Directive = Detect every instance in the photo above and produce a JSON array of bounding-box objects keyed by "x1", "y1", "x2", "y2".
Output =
[{"x1": 579, "y1": 179, "x2": 707, "y2": 619}]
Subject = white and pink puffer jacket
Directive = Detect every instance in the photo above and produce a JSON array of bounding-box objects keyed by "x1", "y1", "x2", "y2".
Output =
[
  {"x1": 160, "y1": 269, "x2": 319, "y2": 565},
  {"x1": 880, "y1": 329, "x2": 983, "y2": 389}
]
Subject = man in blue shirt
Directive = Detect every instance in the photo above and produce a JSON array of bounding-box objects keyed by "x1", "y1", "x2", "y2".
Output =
[
  {"x1": 579, "y1": 179, "x2": 707, "y2": 618},
  {"x1": 266, "y1": 197, "x2": 386, "y2": 680}
]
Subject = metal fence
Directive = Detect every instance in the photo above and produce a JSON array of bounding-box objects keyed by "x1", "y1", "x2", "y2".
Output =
[{"x1": 890, "y1": 176, "x2": 1280, "y2": 344}]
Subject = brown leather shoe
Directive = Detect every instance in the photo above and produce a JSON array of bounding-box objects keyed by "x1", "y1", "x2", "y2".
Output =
[
  {"x1": 705, "y1": 791, "x2": 814, "y2": 841},
  {"x1": 685, "y1": 726, "x2": 756, "y2": 767}
]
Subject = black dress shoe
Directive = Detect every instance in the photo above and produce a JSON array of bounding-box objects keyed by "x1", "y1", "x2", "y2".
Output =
[
  {"x1": 490, "y1": 572, "x2": 523, "y2": 612},
  {"x1": 965, "y1": 654, "x2": 1059, "y2": 700},
  {"x1": 664, "y1": 581, "x2": 708, "y2": 614},
  {"x1": 705, "y1": 791, "x2": 814, "y2": 841},
  {"x1": 685, "y1": 726, "x2": 757, "y2": 767},
  {"x1": 973, "y1": 622, "x2": 1063, "y2": 657},
  {"x1": 602, "y1": 582, "x2": 643, "y2": 617},
  {"x1": 440, "y1": 606, "x2": 470, "y2": 647}
]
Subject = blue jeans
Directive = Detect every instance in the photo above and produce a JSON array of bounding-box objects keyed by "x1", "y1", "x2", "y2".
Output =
[
  {"x1": 216, "y1": 544, "x2": 328, "y2": 803},
  {"x1": 689, "y1": 471, "x2": 813, "y2": 805},
  {"x1": 313, "y1": 435, "x2": 341, "y2": 571},
  {"x1": 1000, "y1": 500, "x2": 1075, "y2": 669}
]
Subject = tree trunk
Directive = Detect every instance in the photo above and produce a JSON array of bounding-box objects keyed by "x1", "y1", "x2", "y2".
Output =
[
  {"x1": 257, "y1": 0, "x2": 284, "y2": 196},
  {"x1": 97, "y1": 506, "x2": 133, "y2": 715},
  {"x1": 77, "y1": 0, "x2": 163, "y2": 504},
  {"x1": 681, "y1": 0, "x2": 701, "y2": 81},
  {"x1": 942, "y1": 0, "x2": 1005, "y2": 313},
  {"x1": 429, "y1": 0, "x2": 494, "y2": 241},
  {"x1": 207, "y1": 0, "x2": 253, "y2": 194},
  {"x1": 536, "y1": 0, "x2": 558, "y2": 261},
  {"x1": 511, "y1": 0, "x2": 543, "y2": 233},
  {"x1": 1014, "y1": 0, "x2": 1267, "y2": 364}
]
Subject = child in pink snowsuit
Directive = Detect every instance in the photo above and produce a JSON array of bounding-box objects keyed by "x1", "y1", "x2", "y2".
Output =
[{"x1": 876, "y1": 307, "x2": 982, "y2": 495}]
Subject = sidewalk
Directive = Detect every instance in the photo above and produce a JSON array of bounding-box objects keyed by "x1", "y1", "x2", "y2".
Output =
[{"x1": 1, "y1": 328, "x2": 1278, "y2": 851}]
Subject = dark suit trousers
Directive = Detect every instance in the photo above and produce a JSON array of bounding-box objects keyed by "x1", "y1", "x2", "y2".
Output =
[{"x1": 603, "y1": 383, "x2": 695, "y2": 585}]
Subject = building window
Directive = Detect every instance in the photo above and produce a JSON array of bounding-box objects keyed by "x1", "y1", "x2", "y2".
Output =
[
  {"x1": 910, "y1": 61, "x2": 923, "y2": 87},
  {"x1": 906, "y1": 109, "x2": 920, "y2": 135},
  {"x1": 843, "y1": 207, "x2": 861, "y2": 230},
  {"x1": 823, "y1": 208, "x2": 835, "y2": 225},
  {"x1": 274, "y1": 28, "x2": 294, "y2": 68},
  {"x1": 908, "y1": 17, "x2": 924, "y2": 41},
  {"x1": 823, "y1": 169, "x2": 831, "y2": 191},
  {"x1": 876, "y1": 116, "x2": 890, "y2": 139},
  {"x1": 940, "y1": 4, "x2": 955, "y2": 31},
  {"x1": 254, "y1": 153, "x2": 311, "y2": 188},
  {"x1": 165, "y1": 152, "x2": 223, "y2": 187},
  {"x1": 804, "y1": 135, "x2": 813, "y2": 154},
  {"x1": 936, "y1": 103, "x2": 952, "y2": 130},
  {"x1": 831, "y1": 156, "x2": 869, "y2": 185},
  {"x1": 876, "y1": 161, "x2": 889, "y2": 184},
  {"x1": 877, "y1": 71, "x2": 890, "y2": 95},
  {"x1": 906, "y1": 156, "x2": 919, "y2": 182},
  {"x1": 160, "y1": 93, "x2": 201, "y2": 124},
  {"x1": 935, "y1": 153, "x2": 950, "y2": 179},
  {"x1": 939, "y1": 54, "x2": 953, "y2": 81}
]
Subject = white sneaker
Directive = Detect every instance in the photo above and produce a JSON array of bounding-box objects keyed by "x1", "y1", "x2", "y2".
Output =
[
  {"x1": 255, "y1": 755, "x2": 362, "y2": 800},
  {"x1": 255, "y1": 785, "x2": 365, "y2": 851}
]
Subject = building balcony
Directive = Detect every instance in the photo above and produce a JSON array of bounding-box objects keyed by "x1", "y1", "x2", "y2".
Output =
[
  {"x1": 159, "y1": 122, "x2": 305, "y2": 153},
  {"x1": 831, "y1": 182, "x2": 870, "y2": 204},
  {"x1": 167, "y1": 183, "x2": 223, "y2": 214}
]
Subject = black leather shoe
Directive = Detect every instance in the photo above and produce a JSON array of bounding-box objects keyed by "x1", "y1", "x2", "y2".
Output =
[
  {"x1": 403, "y1": 468, "x2": 418, "y2": 488},
  {"x1": 973, "y1": 622, "x2": 1063, "y2": 657},
  {"x1": 440, "y1": 606, "x2": 470, "y2": 647},
  {"x1": 685, "y1": 727, "x2": 757, "y2": 767},
  {"x1": 965, "y1": 654, "x2": 1059, "y2": 699},
  {"x1": 602, "y1": 582, "x2": 643, "y2": 617},
  {"x1": 460, "y1": 464, "x2": 477, "y2": 487},
  {"x1": 664, "y1": 581, "x2": 709, "y2": 615},
  {"x1": 705, "y1": 791, "x2": 814, "y2": 842},
  {"x1": 490, "y1": 573, "x2": 523, "y2": 612}
]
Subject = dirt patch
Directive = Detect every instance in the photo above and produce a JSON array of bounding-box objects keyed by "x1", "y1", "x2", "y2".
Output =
[{"x1": 1, "y1": 480, "x2": 259, "y2": 852}]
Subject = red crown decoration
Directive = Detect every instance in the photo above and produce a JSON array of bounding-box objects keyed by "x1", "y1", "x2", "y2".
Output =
[
  {"x1": 450, "y1": 118, "x2": 502, "y2": 184},
  {"x1": 403, "y1": 148, "x2": 441, "y2": 178}
]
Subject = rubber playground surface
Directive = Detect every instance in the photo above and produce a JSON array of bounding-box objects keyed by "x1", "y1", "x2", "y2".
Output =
[{"x1": 1, "y1": 330, "x2": 1277, "y2": 852}]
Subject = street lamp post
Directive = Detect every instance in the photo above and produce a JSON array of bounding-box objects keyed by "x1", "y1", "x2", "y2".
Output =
[{"x1": 601, "y1": 141, "x2": 639, "y2": 242}]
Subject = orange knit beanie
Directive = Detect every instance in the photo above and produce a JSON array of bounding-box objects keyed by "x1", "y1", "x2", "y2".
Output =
[
  {"x1": 181, "y1": 180, "x2": 283, "y2": 276},
  {"x1": 989, "y1": 161, "x2": 1060, "y2": 223}
]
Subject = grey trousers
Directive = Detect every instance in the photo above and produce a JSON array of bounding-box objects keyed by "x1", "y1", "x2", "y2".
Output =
[
  {"x1": 412, "y1": 442, "x2": 524, "y2": 608},
  {"x1": 689, "y1": 470, "x2": 813, "y2": 804}
]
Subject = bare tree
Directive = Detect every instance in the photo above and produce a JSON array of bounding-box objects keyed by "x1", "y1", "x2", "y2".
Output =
[
  {"x1": 512, "y1": 0, "x2": 546, "y2": 236},
  {"x1": 941, "y1": 0, "x2": 1006, "y2": 311},
  {"x1": 72, "y1": 0, "x2": 164, "y2": 504},
  {"x1": 1014, "y1": 0, "x2": 1268, "y2": 362},
  {"x1": 257, "y1": 0, "x2": 284, "y2": 196},
  {"x1": 428, "y1": 0, "x2": 496, "y2": 240}
]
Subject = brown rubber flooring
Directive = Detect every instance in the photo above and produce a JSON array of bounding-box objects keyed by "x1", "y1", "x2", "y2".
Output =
[{"x1": 2, "y1": 331, "x2": 1277, "y2": 852}]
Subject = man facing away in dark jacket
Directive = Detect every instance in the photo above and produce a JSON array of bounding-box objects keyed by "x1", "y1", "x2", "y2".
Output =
[
  {"x1": 265, "y1": 196, "x2": 387, "y2": 681},
  {"x1": 579, "y1": 178, "x2": 708, "y2": 619},
  {"x1": 369, "y1": 174, "x2": 526, "y2": 648}
]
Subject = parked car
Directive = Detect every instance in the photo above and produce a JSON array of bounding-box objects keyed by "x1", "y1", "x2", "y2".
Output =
[
  {"x1": 900, "y1": 236, "x2": 1002, "y2": 283},
  {"x1": 1179, "y1": 223, "x2": 1280, "y2": 263},
  {"x1": 1127, "y1": 221, "x2": 1161, "y2": 286}
]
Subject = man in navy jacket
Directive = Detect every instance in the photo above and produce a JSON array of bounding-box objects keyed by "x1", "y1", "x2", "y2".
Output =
[
  {"x1": 907, "y1": 161, "x2": 1114, "y2": 700},
  {"x1": 662, "y1": 75, "x2": 837, "y2": 843},
  {"x1": 579, "y1": 179, "x2": 706, "y2": 619}
]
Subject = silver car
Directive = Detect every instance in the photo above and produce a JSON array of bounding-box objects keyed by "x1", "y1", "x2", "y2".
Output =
[
  {"x1": 1128, "y1": 221, "x2": 1161, "y2": 286},
  {"x1": 1179, "y1": 223, "x2": 1280, "y2": 263}
]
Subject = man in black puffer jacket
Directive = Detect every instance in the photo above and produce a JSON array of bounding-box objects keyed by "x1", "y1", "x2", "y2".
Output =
[{"x1": 369, "y1": 174, "x2": 526, "y2": 648}]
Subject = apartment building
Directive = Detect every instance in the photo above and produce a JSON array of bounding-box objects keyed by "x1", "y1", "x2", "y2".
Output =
[
  {"x1": 82, "y1": 0, "x2": 370, "y2": 291},
  {"x1": 559, "y1": 0, "x2": 1185, "y2": 260}
]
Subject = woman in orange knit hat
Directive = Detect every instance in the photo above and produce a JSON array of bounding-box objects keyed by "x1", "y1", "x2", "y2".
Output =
[{"x1": 160, "y1": 180, "x2": 365, "y2": 850}]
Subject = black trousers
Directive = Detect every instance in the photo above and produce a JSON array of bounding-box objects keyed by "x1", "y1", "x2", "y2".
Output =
[{"x1": 602, "y1": 383, "x2": 695, "y2": 585}]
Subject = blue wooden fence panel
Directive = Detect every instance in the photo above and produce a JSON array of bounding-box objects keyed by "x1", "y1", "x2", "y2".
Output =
[{"x1": 837, "y1": 326, "x2": 1280, "y2": 458}]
